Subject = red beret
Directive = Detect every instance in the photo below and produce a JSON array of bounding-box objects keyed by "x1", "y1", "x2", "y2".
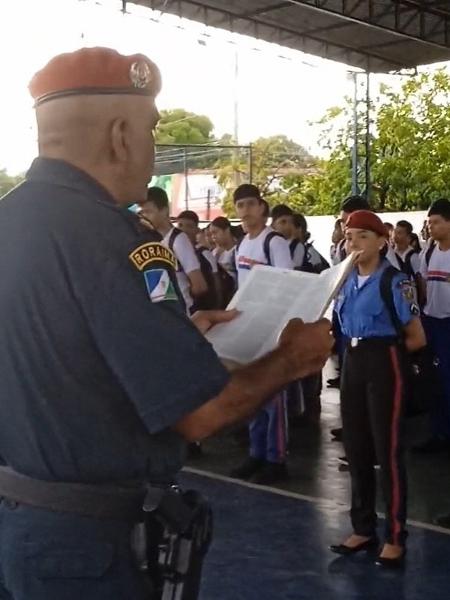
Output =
[
  {"x1": 29, "y1": 47, "x2": 161, "y2": 107},
  {"x1": 345, "y1": 210, "x2": 387, "y2": 237}
]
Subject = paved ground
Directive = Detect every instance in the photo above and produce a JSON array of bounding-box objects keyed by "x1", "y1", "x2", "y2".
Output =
[
  {"x1": 180, "y1": 470, "x2": 450, "y2": 600},
  {"x1": 186, "y1": 361, "x2": 450, "y2": 526}
]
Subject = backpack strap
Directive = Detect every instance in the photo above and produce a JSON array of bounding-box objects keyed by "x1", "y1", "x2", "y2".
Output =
[
  {"x1": 167, "y1": 227, "x2": 181, "y2": 252},
  {"x1": 167, "y1": 228, "x2": 182, "y2": 271},
  {"x1": 263, "y1": 231, "x2": 284, "y2": 266},
  {"x1": 425, "y1": 240, "x2": 436, "y2": 268},
  {"x1": 379, "y1": 266, "x2": 403, "y2": 338},
  {"x1": 289, "y1": 238, "x2": 300, "y2": 258}
]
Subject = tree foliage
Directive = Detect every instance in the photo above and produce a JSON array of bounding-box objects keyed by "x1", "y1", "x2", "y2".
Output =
[
  {"x1": 155, "y1": 108, "x2": 214, "y2": 145},
  {"x1": 305, "y1": 69, "x2": 450, "y2": 214},
  {"x1": 216, "y1": 135, "x2": 315, "y2": 217},
  {"x1": 0, "y1": 169, "x2": 24, "y2": 198}
]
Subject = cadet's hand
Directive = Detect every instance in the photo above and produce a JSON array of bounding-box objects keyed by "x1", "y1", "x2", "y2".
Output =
[
  {"x1": 191, "y1": 309, "x2": 240, "y2": 335},
  {"x1": 278, "y1": 318, "x2": 333, "y2": 379}
]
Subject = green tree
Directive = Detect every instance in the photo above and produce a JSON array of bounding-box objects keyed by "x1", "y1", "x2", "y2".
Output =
[
  {"x1": 216, "y1": 135, "x2": 315, "y2": 216},
  {"x1": 0, "y1": 169, "x2": 24, "y2": 198},
  {"x1": 303, "y1": 69, "x2": 450, "y2": 214},
  {"x1": 155, "y1": 109, "x2": 214, "y2": 145}
]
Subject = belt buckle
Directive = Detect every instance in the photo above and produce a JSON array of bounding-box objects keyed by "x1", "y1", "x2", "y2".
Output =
[{"x1": 350, "y1": 337, "x2": 359, "y2": 348}]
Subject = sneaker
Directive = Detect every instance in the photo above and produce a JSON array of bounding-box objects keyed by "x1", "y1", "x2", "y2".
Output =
[
  {"x1": 250, "y1": 462, "x2": 289, "y2": 485},
  {"x1": 331, "y1": 427, "x2": 343, "y2": 441},
  {"x1": 327, "y1": 376, "x2": 340, "y2": 389},
  {"x1": 229, "y1": 457, "x2": 265, "y2": 480}
]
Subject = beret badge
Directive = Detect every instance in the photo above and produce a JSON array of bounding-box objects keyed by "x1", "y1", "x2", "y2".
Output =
[{"x1": 129, "y1": 61, "x2": 152, "y2": 89}]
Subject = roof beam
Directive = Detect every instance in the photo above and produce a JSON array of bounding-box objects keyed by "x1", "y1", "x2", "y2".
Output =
[{"x1": 286, "y1": 0, "x2": 450, "y2": 50}]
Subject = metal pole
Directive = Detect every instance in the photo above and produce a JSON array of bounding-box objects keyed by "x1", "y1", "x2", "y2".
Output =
[
  {"x1": 206, "y1": 189, "x2": 211, "y2": 221},
  {"x1": 365, "y1": 71, "x2": 371, "y2": 201},
  {"x1": 249, "y1": 143, "x2": 253, "y2": 183},
  {"x1": 351, "y1": 72, "x2": 360, "y2": 196},
  {"x1": 233, "y1": 48, "x2": 239, "y2": 145},
  {"x1": 183, "y1": 148, "x2": 189, "y2": 210}
]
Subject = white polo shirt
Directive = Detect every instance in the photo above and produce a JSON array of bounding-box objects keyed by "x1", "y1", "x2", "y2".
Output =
[
  {"x1": 420, "y1": 244, "x2": 450, "y2": 319},
  {"x1": 236, "y1": 227, "x2": 293, "y2": 288}
]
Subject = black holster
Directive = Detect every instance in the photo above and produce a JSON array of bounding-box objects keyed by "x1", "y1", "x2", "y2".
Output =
[{"x1": 132, "y1": 486, "x2": 213, "y2": 600}]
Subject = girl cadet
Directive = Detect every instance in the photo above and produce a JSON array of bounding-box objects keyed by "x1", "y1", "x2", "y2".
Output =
[{"x1": 330, "y1": 210, "x2": 426, "y2": 568}]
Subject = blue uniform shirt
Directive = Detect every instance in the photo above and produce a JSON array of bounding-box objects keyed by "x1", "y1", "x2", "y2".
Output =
[
  {"x1": 336, "y1": 260, "x2": 417, "y2": 339},
  {"x1": 0, "y1": 158, "x2": 229, "y2": 484}
]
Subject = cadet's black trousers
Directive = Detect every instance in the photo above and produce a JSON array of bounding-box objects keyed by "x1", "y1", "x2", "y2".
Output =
[{"x1": 341, "y1": 338, "x2": 408, "y2": 546}]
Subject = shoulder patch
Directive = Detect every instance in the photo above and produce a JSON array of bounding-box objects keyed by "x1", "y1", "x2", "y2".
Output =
[
  {"x1": 398, "y1": 278, "x2": 415, "y2": 302},
  {"x1": 129, "y1": 242, "x2": 177, "y2": 271},
  {"x1": 143, "y1": 269, "x2": 178, "y2": 303}
]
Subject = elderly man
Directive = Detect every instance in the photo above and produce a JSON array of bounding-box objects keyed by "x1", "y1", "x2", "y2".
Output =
[{"x1": 0, "y1": 48, "x2": 332, "y2": 600}]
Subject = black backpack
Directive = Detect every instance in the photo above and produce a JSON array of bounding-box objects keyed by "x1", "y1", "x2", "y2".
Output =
[
  {"x1": 395, "y1": 249, "x2": 419, "y2": 279},
  {"x1": 193, "y1": 247, "x2": 219, "y2": 311},
  {"x1": 215, "y1": 249, "x2": 237, "y2": 308},
  {"x1": 289, "y1": 239, "x2": 330, "y2": 274},
  {"x1": 167, "y1": 229, "x2": 218, "y2": 311},
  {"x1": 379, "y1": 266, "x2": 439, "y2": 417},
  {"x1": 236, "y1": 230, "x2": 283, "y2": 267}
]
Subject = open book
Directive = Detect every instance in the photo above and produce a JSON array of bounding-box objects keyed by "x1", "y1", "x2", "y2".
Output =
[{"x1": 206, "y1": 253, "x2": 356, "y2": 365}]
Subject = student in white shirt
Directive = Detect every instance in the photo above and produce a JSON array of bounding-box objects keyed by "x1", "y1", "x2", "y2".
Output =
[
  {"x1": 210, "y1": 217, "x2": 237, "y2": 281},
  {"x1": 393, "y1": 220, "x2": 421, "y2": 278},
  {"x1": 176, "y1": 210, "x2": 221, "y2": 310},
  {"x1": 230, "y1": 184, "x2": 292, "y2": 486},
  {"x1": 210, "y1": 216, "x2": 238, "y2": 307},
  {"x1": 417, "y1": 199, "x2": 450, "y2": 451},
  {"x1": 140, "y1": 187, "x2": 207, "y2": 313}
]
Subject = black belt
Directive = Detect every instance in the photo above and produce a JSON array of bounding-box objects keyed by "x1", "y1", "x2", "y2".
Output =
[
  {"x1": 0, "y1": 466, "x2": 145, "y2": 521},
  {"x1": 347, "y1": 336, "x2": 399, "y2": 349}
]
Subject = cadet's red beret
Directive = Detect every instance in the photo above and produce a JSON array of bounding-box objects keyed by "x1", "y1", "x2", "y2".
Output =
[
  {"x1": 345, "y1": 210, "x2": 387, "y2": 237},
  {"x1": 29, "y1": 47, "x2": 161, "y2": 107}
]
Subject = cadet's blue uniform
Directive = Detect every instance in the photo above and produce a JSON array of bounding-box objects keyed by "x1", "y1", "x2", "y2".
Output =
[
  {"x1": 0, "y1": 158, "x2": 229, "y2": 599},
  {"x1": 336, "y1": 260, "x2": 417, "y2": 546}
]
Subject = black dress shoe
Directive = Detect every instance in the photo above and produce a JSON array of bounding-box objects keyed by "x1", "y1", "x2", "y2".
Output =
[
  {"x1": 330, "y1": 537, "x2": 379, "y2": 556},
  {"x1": 375, "y1": 548, "x2": 407, "y2": 569}
]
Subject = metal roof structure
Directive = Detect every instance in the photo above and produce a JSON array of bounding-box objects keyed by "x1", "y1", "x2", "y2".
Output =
[{"x1": 129, "y1": 0, "x2": 450, "y2": 72}]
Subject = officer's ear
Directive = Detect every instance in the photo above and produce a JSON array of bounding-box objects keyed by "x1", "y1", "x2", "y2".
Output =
[{"x1": 110, "y1": 117, "x2": 129, "y2": 164}]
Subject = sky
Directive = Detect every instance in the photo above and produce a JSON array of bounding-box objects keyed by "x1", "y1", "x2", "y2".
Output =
[{"x1": 0, "y1": 0, "x2": 447, "y2": 175}]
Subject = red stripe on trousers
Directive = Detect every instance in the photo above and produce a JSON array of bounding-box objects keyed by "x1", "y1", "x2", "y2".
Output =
[{"x1": 389, "y1": 346, "x2": 403, "y2": 546}]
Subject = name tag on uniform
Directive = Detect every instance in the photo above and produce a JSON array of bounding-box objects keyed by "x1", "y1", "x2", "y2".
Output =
[{"x1": 129, "y1": 242, "x2": 177, "y2": 271}]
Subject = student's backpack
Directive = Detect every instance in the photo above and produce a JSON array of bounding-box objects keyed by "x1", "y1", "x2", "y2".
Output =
[
  {"x1": 235, "y1": 230, "x2": 283, "y2": 267},
  {"x1": 379, "y1": 265, "x2": 440, "y2": 417},
  {"x1": 193, "y1": 247, "x2": 219, "y2": 311},
  {"x1": 167, "y1": 229, "x2": 217, "y2": 310},
  {"x1": 395, "y1": 249, "x2": 419, "y2": 279},
  {"x1": 215, "y1": 249, "x2": 237, "y2": 308},
  {"x1": 424, "y1": 240, "x2": 436, "y2": 268},
  {"x1": 289, "y1": 240, "x2": 330, "y2": 274}
]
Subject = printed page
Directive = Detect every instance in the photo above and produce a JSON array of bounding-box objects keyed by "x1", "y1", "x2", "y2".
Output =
[{"x1": 206, "y1": 254, "x2": 355, "y2": 364}]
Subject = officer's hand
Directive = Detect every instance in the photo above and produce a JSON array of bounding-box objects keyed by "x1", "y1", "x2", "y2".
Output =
[
  {"x1": 278, "y1": 318, "x2": 334, "y2": 379},
  {"x1": 191, "y1": 309, "x2": 240, "y2": 335}
]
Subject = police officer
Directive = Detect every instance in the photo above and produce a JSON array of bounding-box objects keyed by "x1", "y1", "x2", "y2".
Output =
[
  {"x1": 330, "y1": 210, "x2": 426, "y2": 568},
  {"x1": 0, "y1": 48, "x2": 333, "y2": 600}
]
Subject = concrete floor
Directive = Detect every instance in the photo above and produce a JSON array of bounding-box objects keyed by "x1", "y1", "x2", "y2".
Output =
[{"x1": 186, "y1": 362, "x2": 450, "y2": 526}]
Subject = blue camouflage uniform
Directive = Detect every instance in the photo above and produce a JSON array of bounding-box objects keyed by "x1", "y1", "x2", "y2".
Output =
[
  {"x1": 335, "y1": 259, "x2": 418, "y2": 547},
  {"x1": 0, "y1": 157, "x2": 229, "y2": 600}
]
